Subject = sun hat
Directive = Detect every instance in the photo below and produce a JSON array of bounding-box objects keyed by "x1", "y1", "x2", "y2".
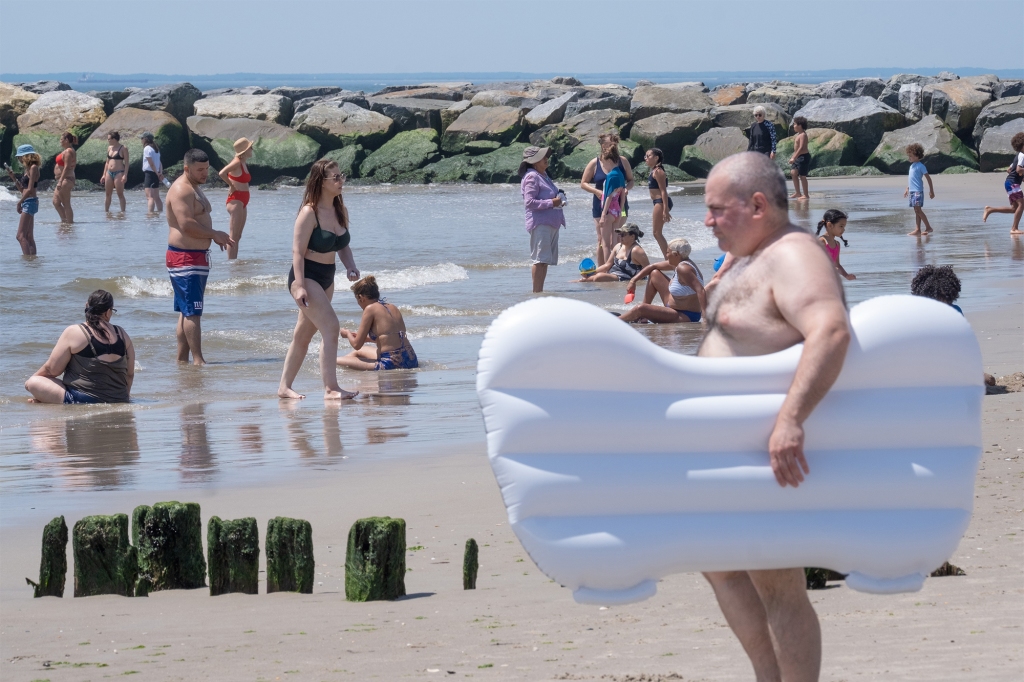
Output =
[
  {"x1": 518, "y1": 146, "x2": 551, "y2": 175},
  {"x1": 615, "y1": 223, "x2": 644, "y2": 239},
  {"x1": 233, "y1": 137, "x2": 254, "y2": 156},
  {"x1": 15, "y1": 144, "x2": 36, "y2": 157}
]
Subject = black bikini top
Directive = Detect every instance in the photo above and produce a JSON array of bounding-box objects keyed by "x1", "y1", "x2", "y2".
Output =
[
  {"x1": 647, "y1": 166, "x2": 663, "y2": 190},
  {"x1": 108, "y1": 146, "x2": 124, "y2": 161},
  {"x1": 307, "y1": 210, "x2": 350, "y2": 253}
]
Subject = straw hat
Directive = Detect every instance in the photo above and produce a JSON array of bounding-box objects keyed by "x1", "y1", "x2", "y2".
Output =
[
  {"x1": 233, "y1": 137, "x2": 254, "y2": 156},
  {"x1": 518, "y1": 146, "x2": 551, "y2": 176}
]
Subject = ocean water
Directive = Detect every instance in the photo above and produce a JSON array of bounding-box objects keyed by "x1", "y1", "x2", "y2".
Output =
[{"x1": 0, "y1": 180, "x2": 1020, "y2": 518}]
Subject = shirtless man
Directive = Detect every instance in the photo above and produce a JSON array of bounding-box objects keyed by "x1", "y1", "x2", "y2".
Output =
[
  {"x1": 166, "y1": 149, "x2": 234, "y2": 365},
  {"x1": 699, "y1": 152, "x2": 851, "y2": 682}
]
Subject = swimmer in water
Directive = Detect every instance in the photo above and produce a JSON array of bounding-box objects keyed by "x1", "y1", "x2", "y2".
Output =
[
  {"x1": 816, "y1": 209, "x2": 856, "y2": 280},
  {"x1": 338, "y1": 276, "x2": 419, "y2": 371}
]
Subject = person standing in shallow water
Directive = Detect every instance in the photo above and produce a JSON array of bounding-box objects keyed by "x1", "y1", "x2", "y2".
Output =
[
  {"x1": 6, "y1": 144, "x2": 41, "y2": 255},
  {"x1": 101, "y1": 131, "x2": 128, "y2": 213},
  {"x1": 581, "y1": 133, "x2": 634, "y2": 264},
  {"x1": 140, "y1": 132, "x2": 163, "y2": 214},
  {"x1": 278, "y1": 158, "x2": 360, "y2": 400},
  {"x1": 699, "y1": 152, "x2": 850, "y2": 682},
  {"x1": 52, "y1": 132, "x2": 77, "y2": 223},
  {"x1": 519, "y1": 146, "x2": 565, "y2": 293},
  {"x1": 219, "y1": 137, "x2": 254, "y2": 259},
  {"x1": 165, "y1": 149, "x2": 234, "y2": 365}
]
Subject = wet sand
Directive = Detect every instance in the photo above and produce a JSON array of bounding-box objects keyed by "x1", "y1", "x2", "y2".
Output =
[{"x1": 1, "y1": 174, "x2": 1022, "y2": 680}]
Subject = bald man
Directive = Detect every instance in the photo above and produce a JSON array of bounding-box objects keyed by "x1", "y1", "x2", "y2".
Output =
[{"x1": 699, "y1": 152, "x2": 851, "y2": 682}]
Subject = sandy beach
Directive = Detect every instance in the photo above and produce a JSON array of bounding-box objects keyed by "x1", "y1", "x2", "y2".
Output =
[{"x1": 1, "y1": 174, "x2": 1022, "y2": 681}]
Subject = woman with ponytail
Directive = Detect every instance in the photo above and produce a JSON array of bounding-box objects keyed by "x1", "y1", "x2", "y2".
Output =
[
  {"x1": 24, "y1": 290, "x2": 135, "y2": 404},
  {"x1": 52, "y1": 132, "x2": 78, "y2": 223},
  {"x1": 338, "y1": 275, "x2": 419, "y2": 371},
  {"x1": 816, "y1": 209, "x2": 856, "y2": 280}
]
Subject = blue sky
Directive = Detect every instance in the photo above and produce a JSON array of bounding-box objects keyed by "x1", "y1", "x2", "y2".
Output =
[{"x1": 0, "y1": 0, "x2": 1019, "y2": 75}]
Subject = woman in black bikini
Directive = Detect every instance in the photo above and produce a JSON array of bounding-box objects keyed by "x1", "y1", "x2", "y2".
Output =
[
  {"x1": 645, "y1": 147, "x2": 672, "y2": 257},
  {"x1": 576, "y1": 223, "x2": 650, "y2": 282},
  {"x1": 25, "y1": 290, "x2": 135, "y2": 404},
  {"x1": 278, "y1": 158, "x2": 361, "y2": 401},
  {"x1": 102, "y1": 131, "x2": 128, "y2": 213}
]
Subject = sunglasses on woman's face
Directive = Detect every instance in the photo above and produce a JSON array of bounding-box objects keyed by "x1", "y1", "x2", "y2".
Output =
[{"x1": 325, "y1": 173, "x2": 346, "y2": 182}]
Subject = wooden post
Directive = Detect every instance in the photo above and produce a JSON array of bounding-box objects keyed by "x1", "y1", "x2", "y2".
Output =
[
  {"x1": 463, "y1": 538, "x2": 478, "y2": 590},
  {"x1": 345, "y1": 517, "x2": 406, "y2": 601},
  {"x1": 266, "y1": 517, "x2": 314, "y2": 594},
  {"x1": 132, "y1": 502, "x2": 207, "y2": 592},
  {"x1": 207, "y1": 517, "x2": 260, "y2": 596},
  {"x1": 27, "y1": 516, "x2": 68, "y2": 598},
  {"x1": 73, "y1": 514, "x2": 138, "y2": 597}
]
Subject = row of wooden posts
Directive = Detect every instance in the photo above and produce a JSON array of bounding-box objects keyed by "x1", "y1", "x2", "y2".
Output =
[{"x1": 27, "y1": 501, "x2": 480, "y2": 600}]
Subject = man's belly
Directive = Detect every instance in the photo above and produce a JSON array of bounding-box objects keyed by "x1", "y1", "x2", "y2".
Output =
[{"x1": 167, "y1": 225, "x2": 213, "y2": 251}]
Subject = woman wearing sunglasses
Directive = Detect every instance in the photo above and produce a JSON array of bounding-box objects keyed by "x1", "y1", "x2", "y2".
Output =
[{"x1": 746, "y1": 105, "x2": 777, "y2": 159}]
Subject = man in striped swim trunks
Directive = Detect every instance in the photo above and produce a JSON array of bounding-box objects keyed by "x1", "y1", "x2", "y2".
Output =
[{"x1": 165, "y1": 149, "x2": 234, "y2": 365}]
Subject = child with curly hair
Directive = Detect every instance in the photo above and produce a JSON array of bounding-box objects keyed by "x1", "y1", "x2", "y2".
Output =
[{"x1": 911, "y1": 264, "x2": 962, "y2": 315}]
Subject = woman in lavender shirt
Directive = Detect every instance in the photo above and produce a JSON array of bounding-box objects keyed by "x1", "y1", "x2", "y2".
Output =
[{"x1": 519, "y1": 146, "x2": 566, "y2": 293}]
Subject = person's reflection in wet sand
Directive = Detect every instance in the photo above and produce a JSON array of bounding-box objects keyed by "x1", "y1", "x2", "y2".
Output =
[
  {"x1": 180, "y1": 403, "x2": 215, "y2": 481},
  {"x1": 1013, "y1": 237, "x2": 1023, "y2": 261},
  {"x1": 366, "y1": 426, "x2": 409, "y2": 444},
  {"x1": 368, "y1": 371, "x2": 418, "y2": 407},
  {"x1": 236, "y1": 404, "x2": 264, "y2": 455},
  {"x1": 280, "y1": 400, "x2": 317, "y2": 459},
  {"x1": 30, "y1": 409, "x2": 141, "y2": 490},
  {"x1": 280, "y1": 401, "x2": 346, "y2": 461},
  {"x1": 322, "y1": 403, "x2": 344, "y2": 458}
]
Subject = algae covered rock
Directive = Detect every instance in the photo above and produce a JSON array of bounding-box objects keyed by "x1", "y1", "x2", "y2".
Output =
[
  {"x1": 187, "y1": 116, "x2": 320, "y2": 183},
  {"x1": 73, "y1": 514, "x2": 138, "y2": 597},
  {"x1": 794, "y1": 97, "x2": 906, "y2": 159},
  {"x1": 678, "y1": 145, "x2": 714, "y2": 179},
  {"x1": 345, "y1": 516, "x2": 406, "y2": 601},
  {"x1": 441, "y1": 105, "x2": 524, "y2": 154},
  {"x1": 631, "y1": 162, "x2": 695, "y2": 184},
  {"x1": 266, "y1": 517, "x2": 314, "y2": 594},
  {"x1": 133, "y1": 501, "x2": 207, "y2": 592},
  {"x1": 291, "y1": 102, "x2": 394, "y2": 151},
  {"x1": 16, "y1": 90, "x2": 106, "y2": 141},
  {"x1": 28, "y1": 516, "x2": 68, "y2": 598},
  {"x1": 319, "y1": 145, "x2": 365, "y2": 179},
  {"x1": 865, "y1": 115, "x2": 978, "y2": 174},
  {"x1": 628, "y1": 112, "x2": 712, "y2": 165},
  {"x1": 360, "y1": 129, "x2": 441, "y2": 182},
  {"x1": 208, "y1": 516, "x2": 259, "y2": 596},
  {"x1": 774, "y1": 128, "x2": 859, "y2": 173},
  {"x1": 807, "y1": 165, "x2": 885, "y2": 177},
  {"x1": 401, "y1": 142, "x2": 530, "y2": 184},
  {"x1": 463, "y1": 538, "x2": 479, "y2": 590},
  {"x1": 9, "y1": 130, "x2": 63, "y2": 174}
]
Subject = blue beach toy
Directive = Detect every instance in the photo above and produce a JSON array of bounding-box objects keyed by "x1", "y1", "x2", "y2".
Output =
[
  {"x1": 579, "y1": 258, "x2": 597, "y2": 276},
  {"x1": 714, "y1": 253, "x2": 726, "y2": 271}
]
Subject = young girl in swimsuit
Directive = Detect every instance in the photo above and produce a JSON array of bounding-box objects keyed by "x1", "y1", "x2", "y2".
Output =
[
  {"x1": 102, "y1": 131, "x2": 128, "y2": 213},
  {"x1": 52, "y1": 132, "x2": 77, "y2": 224},
  {"x1": 338, "y1": 276, "x2": 419, "y2": 371},
  {"x1": 7, "y1": 144, "x2": 41, "y2": 255},
  {"x1": 218, "y1": 137, "x2": 254, "y2": 260},
  {"x1": 816, "y1": 209, "x2": 856, "y2": 281}
]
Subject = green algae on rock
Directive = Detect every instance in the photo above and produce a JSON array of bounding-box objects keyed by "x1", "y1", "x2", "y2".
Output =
[
  {"x1": 73, "y1": 514, "x2": 138, "y2": 597},
  {"x1": 360, "y1": 129, "x2": 441, "y2": 182},
  {"x1": 27, "y1": 516, "x2": 68, "y2": 598},
  {"x1": 318, "y1": 145, "x2": 365, "y2": 179},
  {"x1": 807, "y1": 165, "x2": 885, "y2": 177},
  {"x1": 208, "y1": 516, "x2": 260, "y2": 596},
  {"x1": 463, "y1": 538, "x2": 479, "y2": 590},
  {"x1": 132, "y1": 501, "x2": 207, "y2": 592},
  {"x1": 266, "y1": 517, "x2": 314, "y2": 594},
  {"x1": 774, "y1": 128, "x2": 860, "y2": 173},
  {"x1": 345, "y1": 517, "x2": 406, "y2": 601},
  {"x1": 865, "y1": 115, "x2": 979, "y2": 174}
]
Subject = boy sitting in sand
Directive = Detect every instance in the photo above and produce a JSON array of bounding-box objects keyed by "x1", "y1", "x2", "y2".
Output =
[
  {"x1": 338, "y1": 276, "x2": 419, "y2": 371},
  {"x1": 788, "y1": 116, "x2": 810, "y2": 200},
  {"x1": 904, "y1": 143, "x2": 935, "y2": 236}
]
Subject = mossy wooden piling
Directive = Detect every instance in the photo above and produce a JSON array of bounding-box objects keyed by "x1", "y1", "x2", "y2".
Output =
[
  {"x1": 73, "y1": 514, "x2": 138, "y2": 597},
  {"x1": 208, "y1": 516, "x2": 260, "y2": 596},
  {"x1": 463, "y1": 538, "x2": 479, "y2": 590},
  {"x1": 266, "y1": 517, "x2": 314, "y2": 594},
  {"x1": 132, "y1": 501, "x2": 207, "y2": 591},
  {"x1": 345, "y1": 516, "x2": 406, "y2": 601},
  {"x1": 27, "y1": 516, "x2": 68, "y2": 598}
]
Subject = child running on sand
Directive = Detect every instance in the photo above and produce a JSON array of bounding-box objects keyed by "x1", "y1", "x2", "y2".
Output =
[
  {"x1": 982, "y1": 131, "x2": 1024, "y2": 235},
  {"x1": 816, "y1": 209, "x2": 856, "y2": 280},
  {"x1": 904, "y1": 143, "x2": 934, "y2": 235},
  {"x1": 788, "y1": 116, "x2": 810, "y2": 200},
  {"x1": 338, "y1": 276, "x2": 419, "y2": 371}
]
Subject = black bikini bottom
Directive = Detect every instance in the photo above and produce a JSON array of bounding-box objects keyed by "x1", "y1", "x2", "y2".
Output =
[{"x1": 288, "y1": 259, "x2": 337, "y2": 292}]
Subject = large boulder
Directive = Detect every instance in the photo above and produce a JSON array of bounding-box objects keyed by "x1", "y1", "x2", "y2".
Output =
[
  {"x1": 294, "y1": 91, "x2": 368, "y2": 114},
  {"x1": 686, "y1": 127, "x2": 748, "y2": 168},
  {"x1": 203, "y1": 86, "x2": 269, "y2": 97},
  {"x1": 865, "y1": 115, "x2": 978, "y2": 174},
  {"x1": 564, "y1": 93, "x2": 631, "y2": 118},
  {"x1": 774, "y1": 128, "x2": 858, "y2": 172},
  {"x1": 87, "y1": 90, "x2": 131, "y2": 116},
  {"x1": 318, "y1": 145, "x2": 365, "y2": 179},
  {"x1": 556, "y1": 139, "x2": 641, "y2": 180},
  {"x1": 710, "y1": 84, "x2": 747, "y2": 106},
  {"x1": 630, "y1": 162, "x2": 695, "y2": 184},
  {"x1": 17, "y1": 90, "x2": 106, "y2": 141},
  {"x1": 0, "y1": 82, "x2": 39, "y2": 128},
  {"x1": 367, "y1": 97, "x2": 450, "y2": 133},
  {"x1": 923, "y1": 77, "x2": 995, "y2": 137},
  {"x1": 817, "y1": 79, "x2": 885, "y2": 99},
  {"x1": 374, "y1": 86, "x2": 465, "y2": 102},
  {"x1": 792, "y1": 97, "x2": 905, "y2": 159},
  {"x1": 525, "y1": 91, "x2": 580, "y2": 128},
  {"x1": 187, "y1": 116, "x2": 320, "y2": 182},
  {"x1": 115, "y1": 83, "x2": 203, "y2": 125},
  {"x1": 441, "y1": 101, "x2": 471, "y2": 134},
  {"x1": 291, "y1": 102, "x2": 394, "y2": 150},
  {"x1": 194, "y1": 95, "x2": 293, "y2": 125},
  {"x1": 747, "y1": 84, "x2": 820, "y2": 116},
  {"x1": 75, "y1": 108, "x2": 186, "y2": 185},
  {"x1": 994, "y1": 80, "x2": 1024, "y2": 99},
  {"x1": 973, "y1": 96, "x2": 1024, "y2": 147},
  {"x1": 268, "y1": 86, "x2": 340, "y2": 100},
  {"x1": 710, "y1": 103, "x2": 789, "y2": 133},
  {"x1": 9, "y1": 130, "x2": 63, "y2": 175},
  {"x1": 978, "y1": 118, "x2": 1024, "y2": 172},
  {"x1": 359, "y1": 129, "x2": 441, "y2": 182},
  {"x1": 530, "y1": 109, "x2": 632, "y2": 162},
  {"x1": 897, "y1": 84, "x2": 925, "y2": 123},
  {"x1": 470, "y1": 90, "x2": 541, "y2": 109},
  {"x1": 402, "y1": 142, "x2": 530, "y2": 184},
  {"x1": 878, "y1": 74, "x2": 942, "y2": 108},
  {"x1": 630, "y1": 84, "x2": 714, "y2": 121},
  {"x1": 628, "y1": 112, "x2": 712, "y2": 165},
  {"x1": 14, "y1": 81, "x2": 71, "y2": 94},
  {"x1": 441, "y1": 105, "x2": 523, "y2": 154}
]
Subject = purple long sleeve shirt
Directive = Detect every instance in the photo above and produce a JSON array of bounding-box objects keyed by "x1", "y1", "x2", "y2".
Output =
[{"x1": 521, "y1": 169, "x2": 565, "y2": 232}]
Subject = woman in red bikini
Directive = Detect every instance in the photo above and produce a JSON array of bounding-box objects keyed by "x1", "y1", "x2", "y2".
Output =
[
  {"x1": 52, "y1": 132, "x2": 77, "y2": 224},
  {"x1": 218, "y1": 137, "x2": 254, "y2": 260}
]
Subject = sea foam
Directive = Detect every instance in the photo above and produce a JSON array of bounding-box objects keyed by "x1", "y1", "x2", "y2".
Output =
[{"x1": 359, "y1": 263, "x2": 469, "y2": 291}]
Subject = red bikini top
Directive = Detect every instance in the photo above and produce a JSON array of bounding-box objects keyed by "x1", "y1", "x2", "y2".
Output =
[{"x1": 227, "y1": 164, "x2": 251, "y2": 184}]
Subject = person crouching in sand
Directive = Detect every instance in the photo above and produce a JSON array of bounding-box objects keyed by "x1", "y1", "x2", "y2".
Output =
[{"x1": 338, "y1": 276, "x2": 419, "y2": 371}]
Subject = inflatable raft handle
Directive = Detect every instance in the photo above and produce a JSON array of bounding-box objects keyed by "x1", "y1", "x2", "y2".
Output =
[
  {"x1": 573, "y1": 579, "x2": 658, "y2": 606},
  {"x1": 845, "y1": 571, "x2": 927, "y2": 594}
]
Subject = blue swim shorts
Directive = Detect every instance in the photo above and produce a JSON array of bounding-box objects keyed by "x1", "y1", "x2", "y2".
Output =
[
  {"x1": 908, "y1": 191, "x2": 924, "y2": 208},
  {"x1": 375, "y1": 346, "x2": 419, "y2": 371},
  {"x1": 166, "y1": 245, "x2": 210, "y2": 317},
  {"x1": 21, "y1": 197, "x2": 39, "y2": 215},
  {"x1": 64, "y1": 387, "x2": 101, "y2": 404}
]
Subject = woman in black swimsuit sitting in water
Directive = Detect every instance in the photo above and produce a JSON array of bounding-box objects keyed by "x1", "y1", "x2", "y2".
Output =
[
  {"x1": 576, "y1": 223, "x2": 651, "y2": 282},
  {"x1": 278, "y1": 158, "x2": 361, "y2": 401},
  {"x1": 25, "y1": 290, "x2": 135, "y2": 404}
]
